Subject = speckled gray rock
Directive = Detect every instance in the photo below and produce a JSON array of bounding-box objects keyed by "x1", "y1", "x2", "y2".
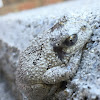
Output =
[
  {"x1": 0, "y1": 82, "x2": 14, "y2": 100},
  {"x1": 0, "y1": 77, "x2": 16, "y2": 100},
  {"x1": 0, "y1": 0, "x2": 100, "y2": 100}
]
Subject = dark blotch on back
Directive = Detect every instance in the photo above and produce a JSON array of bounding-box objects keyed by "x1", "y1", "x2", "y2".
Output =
[
  {"x1": 51, "y1": 22, "x2": 64, "y2": 32},
  {"x1": 50, "y1": 16, "x2": 67, "y2": 32}
]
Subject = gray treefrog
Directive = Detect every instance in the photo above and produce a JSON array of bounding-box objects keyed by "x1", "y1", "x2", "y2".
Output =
[{"x1": 16, "y1": 16, "x2": 92, "y2": 100}]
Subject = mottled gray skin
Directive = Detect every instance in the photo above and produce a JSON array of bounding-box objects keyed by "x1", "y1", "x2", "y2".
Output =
[{"x1": 16, "y1": 16, "x2": 92, "y2": 100}]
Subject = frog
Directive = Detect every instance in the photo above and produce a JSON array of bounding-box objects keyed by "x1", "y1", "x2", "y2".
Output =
[{"x1": 16, "y1": 16, "x2": 92, "y2": 100}]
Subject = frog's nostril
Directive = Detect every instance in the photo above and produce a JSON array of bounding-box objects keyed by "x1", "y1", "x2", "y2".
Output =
[{"x1": 63, "y1": 34, "x2": 78, "y2": 46}]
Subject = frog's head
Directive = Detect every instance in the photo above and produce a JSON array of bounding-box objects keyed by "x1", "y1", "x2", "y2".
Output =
[{"x1": 50, "y1": 19, "x2": 92, "y2": 56}]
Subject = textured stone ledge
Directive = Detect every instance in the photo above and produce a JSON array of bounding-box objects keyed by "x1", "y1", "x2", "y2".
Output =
[{"x1": 0, "y1": 0, "x2": 100, "y2": 100}]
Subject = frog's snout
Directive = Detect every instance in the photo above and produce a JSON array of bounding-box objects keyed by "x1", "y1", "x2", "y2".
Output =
[{"x1": 63, "y1": 34, "x2": 78, "y2": 46}]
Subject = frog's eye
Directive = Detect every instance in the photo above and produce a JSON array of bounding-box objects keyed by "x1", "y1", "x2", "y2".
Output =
[{"x1": 63, "y1": 34, "x2": 77, "y2": 46}]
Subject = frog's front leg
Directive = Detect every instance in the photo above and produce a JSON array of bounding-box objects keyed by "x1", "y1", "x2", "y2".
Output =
[{"x1": 42, "y1": 51, "x2": 82, "y2": 84}]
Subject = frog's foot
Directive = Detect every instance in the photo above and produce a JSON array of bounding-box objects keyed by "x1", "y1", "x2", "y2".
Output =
[{"x1": 42, "y1": 51, "x2": 82, "y2": 84}]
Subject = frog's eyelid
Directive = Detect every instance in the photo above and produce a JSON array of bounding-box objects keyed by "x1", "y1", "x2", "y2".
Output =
[{"x1": 63, "y1": 34, "x2": 78, "y2": 46}]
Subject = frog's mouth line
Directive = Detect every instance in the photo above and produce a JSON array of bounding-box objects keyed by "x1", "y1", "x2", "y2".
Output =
[{"x1": 53, "y1": 46, "x2": 65, "y2": 61}]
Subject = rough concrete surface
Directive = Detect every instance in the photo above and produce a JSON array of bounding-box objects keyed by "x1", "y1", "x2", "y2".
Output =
[
  {"x1": 0, "y1": 0, "x2": 100, "y2": 100},
  {"x1": 0, "y1": 75, "x2": 16, "y2": 100}
]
